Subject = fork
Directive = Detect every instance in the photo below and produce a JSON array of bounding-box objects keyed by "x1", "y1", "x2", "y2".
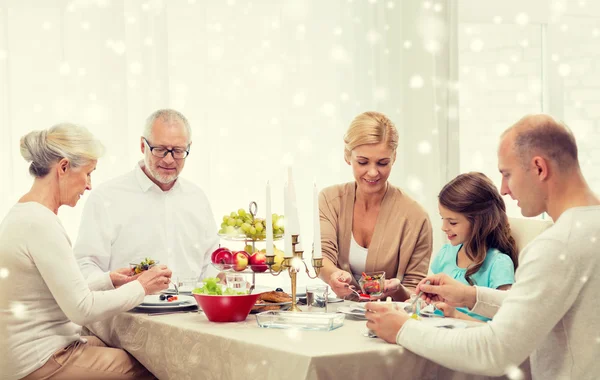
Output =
[{"x1": 170, "y1": 280, "x2": 179, "y2": 295}]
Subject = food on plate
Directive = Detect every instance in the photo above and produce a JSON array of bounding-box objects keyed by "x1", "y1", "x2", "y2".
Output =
[
  {"x1": 193, "y1": 277, "x2": 248, "y2": 295},
  {"x1": 251, "y1": 290, "x2": 293, "y2": 312},
  {"x1": 259, "y1": 291, "x2": 293, "y2": 303},
  {"x1": 131, "y1": 258, "x2": 157, "y2": 274},
  {"x1": 158, "y1": 294, "x2": 179, "y2": 302},
  {"x1": 218, "y1": 209, "x2": 285, "y2": 240}
]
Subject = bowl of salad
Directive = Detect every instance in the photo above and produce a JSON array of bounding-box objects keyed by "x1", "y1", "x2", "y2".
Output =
[{"x1": 192, "y1": 278, "x2": 261, "y2": 322}]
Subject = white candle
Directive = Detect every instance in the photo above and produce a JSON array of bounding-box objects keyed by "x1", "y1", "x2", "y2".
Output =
[
  {"x1": 284, "y1": 181, "x2": 293, "y2": 257},
  {"x1": 313, "y1": 182, "x2": 322, "y2": 259},
  {"x1": 287, "y1": 166, "x2": 301, "y2": 235},
  {"x1": 265, "y1": 181, "x2": 274, "y2": 256}
]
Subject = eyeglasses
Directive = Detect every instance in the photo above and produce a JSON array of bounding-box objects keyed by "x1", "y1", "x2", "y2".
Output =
[{"x1": 143, "y1": 137, "x2": 190, "y2": 159}]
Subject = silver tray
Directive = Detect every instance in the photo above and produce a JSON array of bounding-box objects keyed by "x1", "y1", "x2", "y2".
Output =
[{"x1": 256, "y1": 311, "x2": 345, "y2": 331}]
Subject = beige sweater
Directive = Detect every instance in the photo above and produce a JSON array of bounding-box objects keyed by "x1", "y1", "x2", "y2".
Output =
[{"x1": 319, "y1": 182, "x2": 433, "y2": 301}]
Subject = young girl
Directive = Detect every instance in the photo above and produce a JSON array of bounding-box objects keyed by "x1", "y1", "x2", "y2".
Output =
[{"x1": 431, "y1": 172, "x2": 518, "y2": 321}]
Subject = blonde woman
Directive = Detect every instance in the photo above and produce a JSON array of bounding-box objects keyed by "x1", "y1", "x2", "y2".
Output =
[
  {"x1": 319, "y1": 111, "x2": 432, "y2": 301},
  {"x1": 0, "y1": 123, "x2": 170, "y2": 380}
]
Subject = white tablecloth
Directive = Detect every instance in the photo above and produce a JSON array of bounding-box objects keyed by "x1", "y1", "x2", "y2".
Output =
[{"x1": 87, "y1": 302, "x2": 530, "y2": 380}]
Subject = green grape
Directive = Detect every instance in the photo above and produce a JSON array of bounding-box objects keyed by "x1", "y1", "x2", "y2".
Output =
[
  {"x1": 227, "y1": 218, "x2": 236, "y2": 226},
  {"x1": 238, "y1": 208, "x2": 247, "y2": 217},
  {"x1": 255, "y1": 223, "x2": 264, "y2": 232},
  {"x1": 241, "y1": 223, "x2": 251, "y2": 232},
  {"x1": 235, "y1": 219, "x2": 243, "y2": 227},
  {"x1": 220, "y1": 222, "x2": 227, "y2": 228},
  {"x1": 249, "y1": 226, "x2": 256, "y2": 235},
  {"x1": 222, "y1": 215, "x2": 229, "y2": 222},
  {"x1": 230, "y1": 212, "x2": 237, "y2": 218}
]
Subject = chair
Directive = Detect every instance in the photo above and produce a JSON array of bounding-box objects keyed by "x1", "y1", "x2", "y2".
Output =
[{"x1": 508, "y1": 217, "x2": 553, "y2": 252}]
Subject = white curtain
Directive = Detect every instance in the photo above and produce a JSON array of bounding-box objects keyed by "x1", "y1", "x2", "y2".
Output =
[{"x1": 0, "y1": 0, "x2": 457, "y2": 285}]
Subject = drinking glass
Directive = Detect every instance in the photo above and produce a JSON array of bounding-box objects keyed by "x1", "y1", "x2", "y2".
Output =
[{"x1": 306, "y1": 284, "x2": 329, "y2": 312}]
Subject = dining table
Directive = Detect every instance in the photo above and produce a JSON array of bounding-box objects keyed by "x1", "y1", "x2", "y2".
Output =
[{"x1": 86, "y1": 301, "x2": 531, "y2": 380}]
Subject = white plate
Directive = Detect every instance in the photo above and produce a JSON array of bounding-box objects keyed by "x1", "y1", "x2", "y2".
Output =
[
  {"x1": 140, "y1": 295, "x2": 196, "y2": 307},
  {"x1": 337, "y1": 306, "x2": 367, "y2": 319}
]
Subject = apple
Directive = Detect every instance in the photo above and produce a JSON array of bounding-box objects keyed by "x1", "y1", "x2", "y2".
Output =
[
  {"x1": 212, "y1": 249, "x2": 233, "y2": 268},
  {"x1": 249, "y1": 251, "x2": 268, "y2": 273},
  {"x1": 211, "y1": 247, "x2": 231, "y2": 264},
  {"x1": 232, "y1": 251, "x2": 249, "y2": 272}
]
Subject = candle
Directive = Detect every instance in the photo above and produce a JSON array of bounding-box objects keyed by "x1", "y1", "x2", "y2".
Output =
[
  {"x1": 265, "y1": 181, "x2": 274, "y2": 256},
  {"x1": 313, "y1": 182, "x2": 322, "y2": 259},
  {"x1": 287, "y1": 166, "x2": 301, "y2": 235},
  {"x1": 284, "y1": 181, "x2": 293, "y2": 257}
]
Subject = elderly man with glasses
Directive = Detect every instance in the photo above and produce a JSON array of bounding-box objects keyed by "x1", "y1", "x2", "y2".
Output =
[{"x1": 74, "y1": 109, "x2": 219, "y2": 288}]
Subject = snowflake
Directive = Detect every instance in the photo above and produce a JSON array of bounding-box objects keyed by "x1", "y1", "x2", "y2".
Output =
[
  {"x1": 11, "y1": 302, "x2": 27, "y2": 319},
  {"x1": 331, "y1": 46, "x2": 350, "y2": 63},
  {"x1": 321, "y1": 103, "x2": 336, "y2": 117},
  {"x1": 505, "y1": 365, "x2": 524, "y2": 380},
  {"x1": 130, "y1": 62, "x2": 143, "y2": 75},
  {"x1": 417, "y1": 141, "x2": 432, "y2": 155},
  {"x1": 433, "y1": 3, "x2": 443, "y2": 12},
  {"x1": 334, "y1": 27, "x2": 343, "y2": 36},
  {"x1": 496, "y1": 63, "x2": 510, "y2": 77},
  {"x1": 409, "y1": 75, "x2": 424, "y2": 89},
  {"x1": 81, "y1": 21, "x2": 91, "y2": 30},
  {"x1": 293, "y1": 92, "x2": 306, "y2": 107},
  {"x1": 403, "y1": 40, "x2": 412, "y2": 49},
  {"x1": 593, "y1": 28, "x2": 600, "y2": 37},
  {"x1": 0, "y1": 268, "x2": 9, "y2": 279},
  {"x1": 559, "y1": 254, "x2": 566, "y2": 261},
  {"x1": 387, "y1": 2, "x2": 395, "y2": 9},
  {"x1": 366, "y1": 30, "x2": 381, "y2": 44},
  {"x1": 591, "y1": 237, "x2": 597, "y2": 243},
  {"x1": 515, "y1": 13, "x2": 529, "y2": 26},
  {"x1": 581, "y1": 276, "x2": 588, "y2": 283},
  {"x1": 423, "y1": 1, "x2": 432, "y2": 9},
  {"x1": 551, "y1": 54, "x2": 560, "y2": 62},
  {"x1": 470, "y1": 39, "x2": 484, "y2": 52},
  {"x1": 59, "y1": 62, "x2": 71, "y2": 76}
]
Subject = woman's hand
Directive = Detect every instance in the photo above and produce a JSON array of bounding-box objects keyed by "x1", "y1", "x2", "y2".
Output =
[
  {"x1": 329, "y1": 270, "x2": 353, "y2": 298},
  {"x1": 109, "y1": 267, "x2": 139, "y2": 288},
  {"x1": 369, "y1": 278, "x2": 402, "y2": 300},
  {"x1": 137, "y1": 265, "x2": 173, "y2": 295}
]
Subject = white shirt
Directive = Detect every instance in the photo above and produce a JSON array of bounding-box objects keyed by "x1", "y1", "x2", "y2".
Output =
[
  {"x1": 0, "y1": 203, "x2": 145, "y2": 380},
  {"x1": 349, "y1": 233, "x2": 368, "y2": 282},
  {"x1": 397, "y1": 206, "x2": 600, "y2": 379},
  {"x1": 74, "y1": 162, "x2": 219, "y2": 280}
]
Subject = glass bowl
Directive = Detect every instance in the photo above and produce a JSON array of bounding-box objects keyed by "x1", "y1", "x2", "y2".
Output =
[{"x1": 358, "y1": 271, "x2": 385, "y2": 297}]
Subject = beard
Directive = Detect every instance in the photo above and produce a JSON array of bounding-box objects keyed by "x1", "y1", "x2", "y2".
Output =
[{"x1": 144, "y1": 156, "x2": 179, "y2": 184}]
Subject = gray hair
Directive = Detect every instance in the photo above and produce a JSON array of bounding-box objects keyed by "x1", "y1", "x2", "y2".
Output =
[
  {"x1": 20, "y1": 123, "x2": 105, "y2": 177},
  {"x1": 143, "y1": 109, "x2": 192, "y2": 143}
]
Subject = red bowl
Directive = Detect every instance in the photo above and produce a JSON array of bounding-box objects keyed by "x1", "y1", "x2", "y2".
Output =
[{"x1": 192, "y1": 293, "x2": 261, "y2": 322}]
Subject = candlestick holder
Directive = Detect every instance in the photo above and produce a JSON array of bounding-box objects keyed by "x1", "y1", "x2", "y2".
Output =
[{"x1": 265, "y1": 234, "x2": 323, "y2": 312}]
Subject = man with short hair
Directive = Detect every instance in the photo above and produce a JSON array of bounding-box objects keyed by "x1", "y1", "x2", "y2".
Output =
[
  {"x1": 365, "y1": 114, "x2": 600, "y2": 379},
  {"x1": 74, "y1": 109, "x2": 219, "y2": 284}
]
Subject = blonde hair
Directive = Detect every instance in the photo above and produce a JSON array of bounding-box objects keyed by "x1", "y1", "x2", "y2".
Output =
[
  {"x1": 343, "y1": 111, "x2": 398, "y2": 161},
  {"x1": 20, "y1": 123, "x2": 105, "y2": 177}
]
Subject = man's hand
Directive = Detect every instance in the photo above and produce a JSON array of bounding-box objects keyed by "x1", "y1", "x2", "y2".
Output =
[
  {"x1": 416, "y1": 273, "x2": 476, "y2": 309},
  {"x1": 364, "y1": 302, "x2": 410, "y2": 343},
  {"x1": 109, "y1": 267, "x2": 139, "y2": 288}
]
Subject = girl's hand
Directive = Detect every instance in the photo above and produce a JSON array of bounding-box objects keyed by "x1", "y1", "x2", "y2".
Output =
[{"x1": 434, "y1": 302, "x2": 458, "y2": 318}]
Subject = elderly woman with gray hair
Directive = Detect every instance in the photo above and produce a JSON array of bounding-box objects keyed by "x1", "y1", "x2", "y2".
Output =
[{"x1": 0, "y1": 123, "x2": 169, "y2": 380}]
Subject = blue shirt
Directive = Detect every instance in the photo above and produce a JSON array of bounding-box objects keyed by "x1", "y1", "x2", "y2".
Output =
[{"x1": 430, "y1": 243, "x2": 515, "y2": 321}]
